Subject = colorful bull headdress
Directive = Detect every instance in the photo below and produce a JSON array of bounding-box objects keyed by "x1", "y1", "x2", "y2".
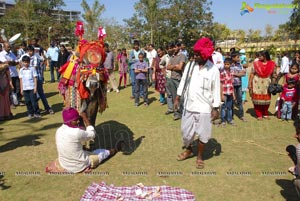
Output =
[{"x1": 58, "y1": 21, "x2": 108, "y2": 114}]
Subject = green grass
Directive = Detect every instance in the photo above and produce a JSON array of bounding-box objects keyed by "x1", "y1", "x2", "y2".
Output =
[{"x1": 0, "y1": 71, "x2": 298, "y2": 200}]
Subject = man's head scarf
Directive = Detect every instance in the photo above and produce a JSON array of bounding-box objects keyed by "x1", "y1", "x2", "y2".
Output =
[{"x1": 193, "y1": 37, "x2": 214, "y2": 61}]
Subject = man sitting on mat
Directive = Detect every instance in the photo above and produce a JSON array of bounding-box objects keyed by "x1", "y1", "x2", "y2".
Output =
[{"x1": 55, "y1": 107, "x2": 121, "y2": 173}]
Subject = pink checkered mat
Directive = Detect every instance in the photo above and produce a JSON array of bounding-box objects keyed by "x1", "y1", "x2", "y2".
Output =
[{"x1": 81, "y1": 182, "x2": 196, "y2": 201}]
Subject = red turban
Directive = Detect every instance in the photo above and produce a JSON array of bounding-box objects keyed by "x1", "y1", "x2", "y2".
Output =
[{"x1": 193, "y1": 37, "x2": 214, "y2": 61}]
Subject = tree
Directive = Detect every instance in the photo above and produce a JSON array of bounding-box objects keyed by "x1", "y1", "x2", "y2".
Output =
[
  {"x1": 247, "y1": 29, "x2": 262, "y2": 43},
  {"x1": 81, "y1": 0, "x2": 105, "y2": 40},
  {"x1": 0, "y1": 0, "x2": 67, "y2": 47},
  {"x1": 103, "y1": 18, "x2": 129, "y2": 49},
  {"x1": 273, "y1": 24, "x2": 289, "y2": 42},
  {"x1": 211, "y1": 23, "x2": 231, "y2": 42},
  {"x1": 125, "y1": 0, "x2": 213, "y2": 51},
  {"x1": 284, "y1": 0, "x2": 300, "y2": 43},
  {"x1": 264, "y1": 24, "x2": 273, "y2": 41},
  {"x1": 235, "y1": 29, "x2": 247, "y2": 44}
]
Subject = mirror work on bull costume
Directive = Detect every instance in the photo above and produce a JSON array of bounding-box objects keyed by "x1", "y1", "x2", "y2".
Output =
[{"x1": 57, "y1": 21, "x2": 109, "y2": 150}]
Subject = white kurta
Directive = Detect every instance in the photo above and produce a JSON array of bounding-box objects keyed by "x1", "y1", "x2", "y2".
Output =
[
  {"x1": 177, "y1": 60, "x2": 221, "y2": 145},
  {"x1": 56, "y1": 124, "x2": 95, "y2": 173}
]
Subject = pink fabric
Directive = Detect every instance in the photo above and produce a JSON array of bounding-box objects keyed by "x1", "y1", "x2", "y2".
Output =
[
  {"x1": 62, "y1": 107, "x2": 79, "y2": 127},
  {"x1": 81, "y1": 182, "x2": 195, "y2": 201},
  {"x1": 0, "y1": 69, "x2": 12, "y2": 120},
  {"x1": 193, "y1": 37, "x2": 214, "y2": 61}
]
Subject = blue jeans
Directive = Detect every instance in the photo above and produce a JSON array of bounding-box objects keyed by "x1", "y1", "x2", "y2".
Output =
[
  {"x1": 135, "y1": 79, "x2": 148, "y2": 104},
  {"x1": 49, "y1": 60, "x2": 59, "y2": 82},
  {"x1": 130, "y1": 69, "x2": 136, "y2": 97},
  {"x1": 37, "y1": 80, "x2": 51, "y2": 110},
  {"x1": 221, "y1": 95, "x2": 233, "y2": 123},
  {"x1": 130, "y1": 69, "x2": 143, "y2": 97},
  {"x1": 281, "y1": 101, "x2": 292, "y2": 120},
  {"x1": 23, "y1": 90, "x2": 40, "y2": 115},
  {"x1": 233, "y1": 85, "x2": 244, "y2": 118}
]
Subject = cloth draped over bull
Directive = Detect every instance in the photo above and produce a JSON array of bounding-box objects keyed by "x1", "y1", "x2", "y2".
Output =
[{"x1": 58, "y1": 22, "x2": 108, "y2": 127}]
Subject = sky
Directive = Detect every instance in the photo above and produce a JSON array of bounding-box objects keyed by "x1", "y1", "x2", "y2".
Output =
[
  {"x1": 6, "y1": 0, "x2": 293, "y2": 33},
  {"x1": 61, "y1": 0, "x2": 294, "y2": 34}
]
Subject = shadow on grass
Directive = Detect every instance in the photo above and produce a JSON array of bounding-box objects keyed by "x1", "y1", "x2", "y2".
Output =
[
  {"x1": 276, "y1": 179, "x2": 299, "y2": 200},
  {"x1": 190, "y1": 138, "x2": 222, "y2": 160},
  {"x1": 39, "y1": 123, "x2": 62, "y2": 131},
  {"x1": 246, "y1": 108, "x2": 256, "y2": 118},
  {"x1": 51, "y1": 102, "x2": 64, "y2": 114},
  {"x1": 93, "y1": 120, "x2": 143, "y2": 155},
  {"x1": 0, "y1": 175, "x2": 10, "y2": 190},
  {"x1": 11, "y1": 111, "x2": 28, "y2": 120},
  {"x1": 0, "y1": 134, "x2": 45, "y2": 153},
  {"x1": 148, "y1": 97, "x2": 157, "y2": 105},
  {"x1": 45, "y1": 91, "x2": 59, "y2": 99}
]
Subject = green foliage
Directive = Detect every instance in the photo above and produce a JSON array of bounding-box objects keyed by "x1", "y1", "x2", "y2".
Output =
[
  {"x1": 125, "y1": 0, "x2": 213, "y2": 51},
  {"x1": 279, "y1": 0, "x2": 300, "y2": 42},
  {"x1": 0, "y1": 0, "x2": 73, "y2": 47},
  {"x1": 81, "y1": 0, "x2": 105, "y2": 41}
]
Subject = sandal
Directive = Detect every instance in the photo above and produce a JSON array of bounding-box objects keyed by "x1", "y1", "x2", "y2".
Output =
[
  {"x1": 196, "y1": 159, "x2": 205, "y2": 169},
  {"x1": 177, "y1": 150, "x2": 194, "y2": 161}
]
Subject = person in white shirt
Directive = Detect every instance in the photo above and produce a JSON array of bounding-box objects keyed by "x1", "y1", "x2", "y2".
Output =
[
  {"x1": 160, "y1": 44, "x2": 172, "y2": 113},
  {"x1": 174, "y1": 37, "x2": 221, "y2": 169},
  {"x1": 212, "y1": 49, "x2": 224, "y2": 70},
  {"x1": 56, "y1": 108, "x2": 122, "y2": 173},
  {"x1": 280, "y1": 52, "x2": 290, "y2": 74},
  {"x1": 276, "y1": 52, "x2": 290, "y2": 83},
  {"x1": 0, "y1": 42, "x2": 22, "y2": 106},
  {"x1": 146, "y1": 44, "x2": 157, "y2": 87}
]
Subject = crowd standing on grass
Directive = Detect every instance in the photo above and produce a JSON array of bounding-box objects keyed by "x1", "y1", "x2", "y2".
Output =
[{"x1": 2, "y1": 34, "x2": 300, "y2": 172}]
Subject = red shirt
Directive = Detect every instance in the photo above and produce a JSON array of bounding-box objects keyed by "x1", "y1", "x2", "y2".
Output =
[
  {"x1": 220, "y1": 68, "x2": 234, "y2": 95},
  {"x1": 280, "y1": 87, "x2": 297, "y2": 102}
]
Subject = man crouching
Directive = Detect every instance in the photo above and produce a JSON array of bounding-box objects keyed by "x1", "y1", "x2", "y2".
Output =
[{"x1": 55, "y1": 107, "x2": 121, "y2": 173}]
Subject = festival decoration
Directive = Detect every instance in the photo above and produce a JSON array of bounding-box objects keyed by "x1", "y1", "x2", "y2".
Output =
[
  {"x1": 58, "y1": 22, "x2": 109, "y2": 117},
  {"x1": 75, "y1": 21, "x2": 84, "y2": 38}
]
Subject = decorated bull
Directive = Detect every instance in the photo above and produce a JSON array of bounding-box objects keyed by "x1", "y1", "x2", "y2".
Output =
[{"x1": 58, "y1": 21, "x2": 108, "y2": 131}]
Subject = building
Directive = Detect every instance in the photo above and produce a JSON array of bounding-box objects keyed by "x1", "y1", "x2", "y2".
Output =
[
  {"x1": 0, "y1": 1, "x2": 14, "y2": 17},
  {"x1": 0, "y1": 1, "x2": 80, "y2": 21}
]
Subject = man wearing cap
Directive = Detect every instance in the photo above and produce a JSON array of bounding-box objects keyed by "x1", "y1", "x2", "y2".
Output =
[
  {"x1": 174, "y1": 37, "x2": 221, "y2": 169},
  {"x1": 55, "y1": 108, "x2": 120, "y2": 173}
]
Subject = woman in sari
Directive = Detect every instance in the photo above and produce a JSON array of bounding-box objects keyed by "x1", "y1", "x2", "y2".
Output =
[
  {"x1": 152, "y1": 47, "x2": 166, "y2": 105},
  {"x1": 0, "y1": 64, "x2": 13, "y2": 120},
  {"x1": 248, "y1": 50, "x2": 276, "y2": 120}
]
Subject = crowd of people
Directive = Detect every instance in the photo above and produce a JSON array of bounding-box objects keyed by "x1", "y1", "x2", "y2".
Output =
[
  {"x1": 2, "y1": 35, "x2": 300, "y2": 172},
  {"x1": 0, "y1": 38, "x2": 71, "y2": 120}
]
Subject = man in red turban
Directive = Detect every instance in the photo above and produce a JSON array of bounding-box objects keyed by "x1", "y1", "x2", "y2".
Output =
[{"x1": 174, "y1": 37, "x2": 221, "y2": 169}]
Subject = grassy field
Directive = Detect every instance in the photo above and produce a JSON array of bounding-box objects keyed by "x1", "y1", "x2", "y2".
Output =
[{"x1": 0, "y1": 71, "x2": 299, "y2": 201}]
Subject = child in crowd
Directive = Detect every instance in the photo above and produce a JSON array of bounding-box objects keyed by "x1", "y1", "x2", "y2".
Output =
[
  {"x1": 27, "y1": 45, "x2": 54, "y2": 114},
  {"x1": 239, "y1": 49, "x2": 248, "y2": 104},
  {"x1": 280, "y1": 78, "x2": 297, "y2": 121},
  {"x1": 118, "y1": 48, "x2": 128, "y2": 89},
  {"x1": 134, "y1": 52, "x2": 149, "y2": 107},
  {"x1": 219, "y1": 58, "x2": 236, "y2": 127},
  {"x1": 231, "y1": 51, "x2": 246, "y2": 121},
  {"x1": 19, "y1": 55, "x2": 40, "y2": 118},
  {"x1": 277, "y1": 63, "x2": 299, "y2": 119}
]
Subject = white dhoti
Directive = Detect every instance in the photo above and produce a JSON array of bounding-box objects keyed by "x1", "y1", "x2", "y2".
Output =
[
  {"x1": 88, "y1": 149, "x2": 110, "y2": 168},
  {"x1": 181, "y1": 110, "x2": 212, "y2": 146}
]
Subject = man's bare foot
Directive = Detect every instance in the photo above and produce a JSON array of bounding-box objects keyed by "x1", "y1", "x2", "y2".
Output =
[{"x1": 196, "y1": 159, "x2": 205, "y2": 169}]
